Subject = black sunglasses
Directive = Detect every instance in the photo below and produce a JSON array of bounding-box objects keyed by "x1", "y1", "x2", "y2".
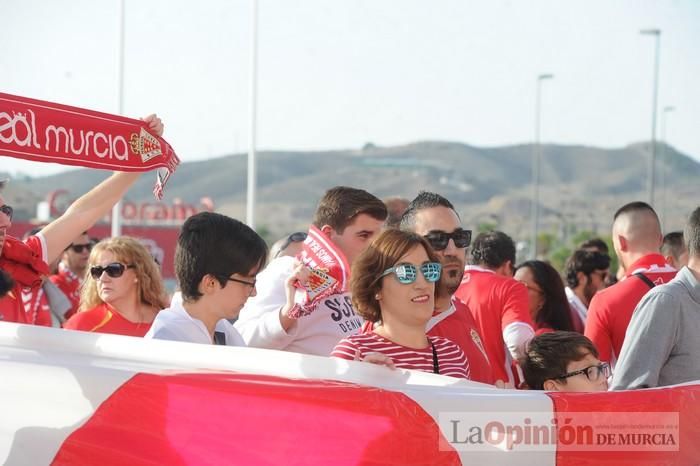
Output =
[
  {"x1": 0, "y1": 204, "x2": 13, "y2": 221},
  {"x1": 69, "y1": 243, "x2": 93, "y2": 254},
  {"x1": 424, "y1": 229, "x2": 472, "y2": 251},
  {"x1": 275, "y1": 232, "x2": 307, "y2": 258},
  {"x1": 90, "y1": 262, "x2": 135, "y2": 280}
]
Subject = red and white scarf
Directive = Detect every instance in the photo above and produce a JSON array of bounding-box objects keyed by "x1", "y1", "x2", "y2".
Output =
[
  {"x1": 290, "y1": 225, "x2": 351, "y2": 317},
  {"x1": 0, "y1": 92, "x2": 179, "y2": 199}
]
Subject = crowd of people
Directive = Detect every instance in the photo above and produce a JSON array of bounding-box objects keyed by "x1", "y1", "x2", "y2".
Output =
[{"x1": 1, "y1": 121, "x2": 699, "y2": 394}]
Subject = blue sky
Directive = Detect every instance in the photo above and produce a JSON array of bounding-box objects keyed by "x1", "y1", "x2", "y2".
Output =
[{"x1": 1, "y1": 0, "x2": 698, "y2": 176}]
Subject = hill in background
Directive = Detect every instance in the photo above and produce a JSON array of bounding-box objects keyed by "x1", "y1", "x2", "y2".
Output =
[{"x1": 4, "y1": 140, "x2": 698, "y2": 245}]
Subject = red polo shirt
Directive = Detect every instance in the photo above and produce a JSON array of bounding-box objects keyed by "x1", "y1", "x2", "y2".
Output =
[
  {"x1": 454, "y1": 266, "x2": 533, "y2": 384},
  {"x1": 427, "y1": 298, "x2": 494, "y2": 384},
  {"x1": 585, "y1": 254, "x2": 676, "y2": 365}
]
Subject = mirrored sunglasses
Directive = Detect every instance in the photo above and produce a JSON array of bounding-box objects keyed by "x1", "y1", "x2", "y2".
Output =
[
  {"x1": 424, "y1": 229, "x2": 472, "y2": 251},
  {"x1": 381, "y1": 261, "x2": 442, "y2": 284},
  {"x1": 90, "y1": 262, "x2": 134, "y2": 280}
]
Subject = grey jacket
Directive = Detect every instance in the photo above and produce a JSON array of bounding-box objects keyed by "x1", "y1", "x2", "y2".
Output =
[{"x1": 611, "y1": 266, "x2": 700, "y2": 389}]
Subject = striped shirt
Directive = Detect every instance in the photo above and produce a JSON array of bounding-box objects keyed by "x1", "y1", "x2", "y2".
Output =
[{"x1": 332, "y1": 333, "x2": 470, "y2": 379}]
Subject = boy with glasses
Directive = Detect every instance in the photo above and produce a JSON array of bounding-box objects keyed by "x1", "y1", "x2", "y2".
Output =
[
  {"x1": 146, "y1": 212, "x2": 267, "y2": 346},
  {"x1": 520, "y1": 331, "x2": 610, "y2": 392}
]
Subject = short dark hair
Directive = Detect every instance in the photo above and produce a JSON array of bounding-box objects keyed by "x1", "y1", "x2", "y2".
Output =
[
  {"x1": 312, "y1": 186, "x2": 387, "y2": 233},
  {"x1": 684, "y1": 207, "x2": 700, "y2": 257},
  {"x1": 519, "y1": 331, "x2": 599, "y2": 390},
  {"x1": 176, "y1": 212, "x2": 268, "y2": 301},
  {"x1": 0, "y1": 269, "x2": 14, "y2": 298},
  {"x1": 516, "y1": 260, "x2": 574, "y2": 332},
  {"x1": 564, "y1": 249, "x2": 611, "y2": 288},
  {"x1": 469, "y1": 231, "x2": 515, "y2": 268},
  {"x1": 399, "y1": 191, "x2": 459, "y2": 231},
  {"x1": 351, "y1": 229, "x2": 440, "y2": 323},
  {"x1": 579, "y1": 238, "x2": 609, "y2": 254},
  {"x1": 662, "y1": 231, "x2": 685, "y2": 260},
  {"x1": 613, "y1": 201, "x2": 659, "y2": 222}
]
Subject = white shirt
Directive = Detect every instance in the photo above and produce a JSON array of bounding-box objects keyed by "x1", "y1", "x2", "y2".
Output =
[
  {"x1": 145, "y1": 292, "x2": 246, "y2": 346},
  {"x1": 234, "y1": 256, "x2": 362, "y2": 356},
  {"x1": 565, "y1": 286, "x2": 588, "y2": 326}
]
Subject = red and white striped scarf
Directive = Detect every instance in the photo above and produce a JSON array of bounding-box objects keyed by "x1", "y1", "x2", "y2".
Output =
[{"x1": 0, "y1": 92, "x2": 179, "y2": 199}]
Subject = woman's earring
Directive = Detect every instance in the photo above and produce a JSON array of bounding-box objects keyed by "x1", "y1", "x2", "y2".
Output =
[{"x1": 375, "y1": 294, "x2": 381, "y2": 300}]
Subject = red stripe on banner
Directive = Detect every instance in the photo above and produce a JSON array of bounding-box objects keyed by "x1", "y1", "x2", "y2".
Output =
[
  {"x1": 52, "y1": 372, "x2": 462, "y2": 466},
  {"x1": 549, "y1": 384, "x2": 700, "y2": 466}
]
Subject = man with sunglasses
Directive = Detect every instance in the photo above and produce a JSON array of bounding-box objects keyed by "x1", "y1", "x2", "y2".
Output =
[
  {"x1": 455, "y1": 231, "x2": 535, "y2": 387},
  {"x1": 48, "y1": 231, "x2": 92, "y2": 320},
  {"x1": 399, "y1": 191, "x2": 494, "y2": 385},
  {"x1": 520, "y1": 331, "x2": 609, "y2": 392},
  {"x1": 0, "y1": 114, "x2": 164, "y2": 325},
  {"x1": 563, "y1": 249, "x2": 611, "y2": 333}
]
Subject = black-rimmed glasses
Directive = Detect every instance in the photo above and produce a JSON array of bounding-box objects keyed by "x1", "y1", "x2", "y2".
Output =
[{"x1": 558, "y1": 362, "x2": 611, "y2": 382}]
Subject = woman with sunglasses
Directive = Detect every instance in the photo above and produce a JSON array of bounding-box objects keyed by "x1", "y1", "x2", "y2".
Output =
[
  {"x1": 514, "y1": 260, "x2": 575, "y2": 335},
  {"x1": 64, "y1": 236, "x2": 168, "y2": 336},
  {"x1": 332, "y1": 230, "x2": 470, "y2": 379}
]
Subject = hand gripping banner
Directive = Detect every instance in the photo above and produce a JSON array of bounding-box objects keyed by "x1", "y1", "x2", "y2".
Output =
[{"x1": 0, "y1": 92, "x2": 180, "y2": 199}]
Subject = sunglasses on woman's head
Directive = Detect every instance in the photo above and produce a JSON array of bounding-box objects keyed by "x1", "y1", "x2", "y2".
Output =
[
  {"x1": 90, "y1": 262, "x2": 134, "y2": 280},
  {"x1": 380, "y1": 261, "x2": 442, "y2": 284},
  {"x1": 275, "y1": 232, "x2": 308, "y2": 258},
  {"x1": 424, "y1": 229, "x2": 472, "y2": 251}
]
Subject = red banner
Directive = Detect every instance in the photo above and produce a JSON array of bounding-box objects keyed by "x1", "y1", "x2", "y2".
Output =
[{"x1": 0, "y1": 92, "x2": 179, "y2": 199}]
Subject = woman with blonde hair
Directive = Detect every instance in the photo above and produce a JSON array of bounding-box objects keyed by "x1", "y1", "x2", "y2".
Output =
[{"x1": 64, "y1": 236, "x2": 168, "y2": 336}]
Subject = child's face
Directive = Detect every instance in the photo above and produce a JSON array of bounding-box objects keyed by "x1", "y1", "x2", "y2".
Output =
[{"x1": 545, "y1": 351, "x2": 609, "y2": 392}]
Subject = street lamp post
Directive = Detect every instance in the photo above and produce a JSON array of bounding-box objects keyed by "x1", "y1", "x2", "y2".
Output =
[
  {"x1": 660, "y1": 105, "x2": 675, "y2": 229},
  {"x1": 531, "y1": 73, "x2": 553, "y2": 259},
  {"x1": 111, "y1": 0, "x2": 126, "y2": 238},
  {"x1": 246, "y1": 0, "x2": 259, "y2": 229},
  {"x1": 640, "y1": 29, "x2": 661, "y2": 206}
]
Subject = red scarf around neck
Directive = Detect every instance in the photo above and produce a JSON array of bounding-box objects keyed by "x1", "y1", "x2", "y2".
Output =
[
  {"x1": 0, "y1": 92, "x2": 179, "y2": 199},
  {"x1": 291, "y1": 225, "x2": 351, "y2": 317}
]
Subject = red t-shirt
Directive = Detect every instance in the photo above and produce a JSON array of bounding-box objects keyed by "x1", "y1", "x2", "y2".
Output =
[
  {"x1": 454, "y1": 266, "x2": 533, "y2": 384},
  {"x1": 0, "y1": 236, "x2": 46, "y2": 324},
  {"x1": 427, "y1": 299, "x2": 494, "y2": 384},
  {"x1": 49, "y1": 265, "x2": 82, "y2": 320},
  {"x1": 585, "y1": 254, "x2": 676, "y2": 365},
  {"x1": 332, "y1": 333, "x2": 471, "y2": 379},
  {"x1": 63, "y1": 303, "x2": 153, "y2": 337}
]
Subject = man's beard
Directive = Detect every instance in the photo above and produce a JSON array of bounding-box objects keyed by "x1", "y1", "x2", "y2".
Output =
[{"x1": 441, "y1": 256, "x2": 465, "y2": 295}]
